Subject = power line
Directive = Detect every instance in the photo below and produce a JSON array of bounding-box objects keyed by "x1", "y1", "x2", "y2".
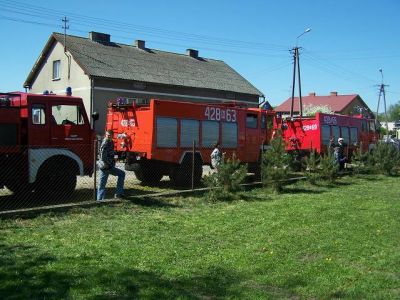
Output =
[{"x1": 0, "y1": 0, "x2": 290, "y2": 52}]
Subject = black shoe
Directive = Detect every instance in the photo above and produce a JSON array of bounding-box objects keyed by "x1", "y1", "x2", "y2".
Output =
[{"x1": 114, "y1": 194, "x2": 126, "y2": 199}]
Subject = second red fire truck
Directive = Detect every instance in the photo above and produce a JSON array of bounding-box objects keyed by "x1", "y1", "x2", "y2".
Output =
[{"x1": 105, "y1": 98, "x2": 276, "y2": 186}]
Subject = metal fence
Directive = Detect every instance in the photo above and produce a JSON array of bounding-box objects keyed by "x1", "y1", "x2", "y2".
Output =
[{"x1": 0, "y1": 141, "x2": 241, "y2": 212}]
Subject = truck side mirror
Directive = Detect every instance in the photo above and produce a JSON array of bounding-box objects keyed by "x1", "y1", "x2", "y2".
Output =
[{"x1": 92, "y1": 111, "x2": 99, "y2": 121}]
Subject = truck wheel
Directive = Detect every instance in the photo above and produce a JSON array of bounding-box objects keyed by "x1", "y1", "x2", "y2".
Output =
[
  {"x1": 36, "y1": 159, "x2": 77, "y2": 200},
  {"x1": 170, "y1": 155, "x2": 203, "y2": 187},
  {"x1": 5, "y1": 183, "x2": 33, "y2": 196},
  {"x1": 132, "y1": 163, "x2": 163, "y2": 186}
]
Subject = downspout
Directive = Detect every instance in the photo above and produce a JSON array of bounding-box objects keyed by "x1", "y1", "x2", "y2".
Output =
[{"x1": 90, "y1": 77, "x2": 95, "y2": 130}]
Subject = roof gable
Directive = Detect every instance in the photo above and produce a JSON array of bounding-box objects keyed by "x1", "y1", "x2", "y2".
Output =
[
  {"x1": 275, "y1": 94, "x2": 361, "y2": 113},
  {"x1": 25, "y1": 32, "x2": 262, "y2": 96}
]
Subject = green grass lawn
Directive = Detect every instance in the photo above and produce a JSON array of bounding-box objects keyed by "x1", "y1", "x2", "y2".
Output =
[{"x1": 0, "y1": 175, "x2": 399, "y2": 299}]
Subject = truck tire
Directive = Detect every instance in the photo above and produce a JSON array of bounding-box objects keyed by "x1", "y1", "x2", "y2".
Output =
[
  {"x1": 5, "y1": 182, "x2": 33, "y2": 196},
  {"x1": 170, "y1": 154, "x2": 203, "y2": 187},
  {"x1": 132, "y1": 162, "x2": 163, "y2": 186},
  {"x1": 35, "y1": 157, "x2": 78, "y2": 200}
]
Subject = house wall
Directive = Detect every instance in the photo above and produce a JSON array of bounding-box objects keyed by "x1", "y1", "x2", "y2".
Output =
[{"x1": 29, "y1": 42, "x2": 91, "y2": 119}]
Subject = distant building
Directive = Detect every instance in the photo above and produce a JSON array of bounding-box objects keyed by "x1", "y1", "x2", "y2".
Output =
[
  {"x1": 24, "y1": 31, "x2": 263, "y2": 131},
  {"x1": 275, "y1": 92, "x2": 374, "y2": 118}
]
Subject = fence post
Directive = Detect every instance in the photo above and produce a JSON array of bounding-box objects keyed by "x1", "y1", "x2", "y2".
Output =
[
  {"x1": 192, "y1": 140, "x2": 195, "y2": 190},
  {"x1": 93, "y1": 138, "x2": 98, "y2": 201}
]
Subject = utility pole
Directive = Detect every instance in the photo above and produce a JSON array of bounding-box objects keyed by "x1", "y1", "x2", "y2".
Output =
[
  {"x1": 62, "y1": 16, "x2": 72, "y2": 80},
  {"x1": 290, "y1": 28, "x2": 311, "y2": 118},
  {"x1": 376, "y1": 68, "x2": 389, "y2": 139}
]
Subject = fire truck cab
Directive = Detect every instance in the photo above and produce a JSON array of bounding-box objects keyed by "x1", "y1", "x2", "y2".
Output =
[
  {"x1": 0, "y1": 92, "x2": 95, "y2": 197},
  {"x1": 106, "y1": 98, "x2": 275, "y2": 186}
]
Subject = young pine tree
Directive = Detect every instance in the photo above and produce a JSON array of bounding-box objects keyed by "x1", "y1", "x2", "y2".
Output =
[
  {"x1": 304, "y1": 150, "x2": 321, "y2": 184},
  {"x1": 261, "y1": 136, "x2": 291, "y2": 193},
  {"x1": 205, "y1": 153, "x2": 248, "y2": 201},
  {"x1": 368, "y1": 142, "x2": 400, "y2": 176}
]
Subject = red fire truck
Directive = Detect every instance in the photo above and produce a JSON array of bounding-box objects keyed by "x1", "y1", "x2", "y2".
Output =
[
  {"x1": 276, "y1": 112, "x2": 379, "y2": 157},
  {"x1": 0, "y1": 92, "x2": 96, "y2": 197},
  {"x1": 105, "y1": 98, "x2": 276, "y2": 186}
]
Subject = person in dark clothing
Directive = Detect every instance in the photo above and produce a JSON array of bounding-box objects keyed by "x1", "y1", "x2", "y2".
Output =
[
  {"x1": 97, "y1": 130, "x2": 126, "y2": 200},
  {"x1": 330, "y1": 137, "x2": 347, "y2": 171}
]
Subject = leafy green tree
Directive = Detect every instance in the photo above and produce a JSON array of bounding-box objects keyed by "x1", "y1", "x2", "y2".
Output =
[{"x1": 388, "y1": 101, "x2": 400, "y2": 121}]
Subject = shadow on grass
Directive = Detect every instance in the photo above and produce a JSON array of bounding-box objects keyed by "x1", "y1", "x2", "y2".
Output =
[
  {"x1": 0, "y1": 242, "x2": 76, "y2": 299},
  {"x1": 0, "y1": 185, "x2": 165, "y2": 212},
  {"x1": 0, "y1": 241, "x2": 301, "y2": 299}
]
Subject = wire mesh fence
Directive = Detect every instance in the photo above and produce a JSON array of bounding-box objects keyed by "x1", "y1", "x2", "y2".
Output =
[{"x1": 1, "y1": 140, "x2": 257, "y2": 212}]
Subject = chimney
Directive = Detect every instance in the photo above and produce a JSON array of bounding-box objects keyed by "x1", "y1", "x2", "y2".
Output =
[
  {"x1": 89, "y1": 32, "x2": 110, "y2": 43},
  {"x1": 309, "y1": 92, "x2": 316, "y2": 96},
  {"x1": 330, "y1": 91, "x2": 338, "y2": 96},
  {"x1": 186, "y1": 49, "x2": 199, "y2": 59},
  {"x1": 135, "y1": 40, "x2": 145, "y2": 50}
]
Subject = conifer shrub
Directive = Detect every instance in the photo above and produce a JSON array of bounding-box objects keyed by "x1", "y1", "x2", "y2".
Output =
[
  {"x1": 261, "y1": 136, "x2": 292, "y2": 192},
  {"x1": 205, "y1": 153, "x2": 248, "y2": 201},
  {"x1": 318, "y1": 151, "x2": 339, "y2": 182},
  {"x1": 351, "y1": 143, "x2": 372, "y2": 175},
  {"x1": 304, "y1": 150, "x2": 321, "y2": 184},
  {"x1": 367, "y1": 142, "x2": 400, "y2": 176}
]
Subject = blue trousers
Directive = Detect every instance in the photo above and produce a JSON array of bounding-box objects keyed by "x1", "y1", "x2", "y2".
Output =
[{"x1": 97, "y1": 166, "x2": 125, "y2": 200}]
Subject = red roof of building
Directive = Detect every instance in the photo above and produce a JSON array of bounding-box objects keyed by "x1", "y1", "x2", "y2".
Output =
[{"x1": 275, "y1": 93, "x2": 359, "y2": 113}]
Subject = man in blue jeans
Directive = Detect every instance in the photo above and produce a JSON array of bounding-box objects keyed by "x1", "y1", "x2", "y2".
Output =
[{"x1": 97, "y1": 130, "x2": 126, "y2": 200}]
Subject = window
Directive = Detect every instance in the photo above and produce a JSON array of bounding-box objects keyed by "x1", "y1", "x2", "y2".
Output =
[
  {"x1": 350, "y1": 127, "x2": 358, "y2": 144},
  {"x1": 340, "y1": 126, "x2": 350, "y2": 144},
  {"x1": 202, "y1": 121, "x2": 219, "y2": 148},
  {"x1": 52, "y1": 60, "x2": 61, "y2": 80},
  {"x1": 156, "y1": 117, "x2": 177, "y2": 147},
  {"x1": 321, "y1": 125, "x2": 331, "y2": 145},
  {"x1": 222, "y1": 122, "x2": 237, "y2": 148},
  {"x1": 261, "y1": 114, "x2": 274, "y2": 130},
  {"x1": 51, "y1": 105, "x2": 85, "y2": 125},
  {"x1": 332, "y1": 126, "x2": 340, "y2": 141},
  {"x1": 32, "y1": 105, "x2": 46, "y2": 125},
  {"x1": 246, "y1": 113, "x2": 258, "y2": 128},
  {"x1": 361, "y1": 120, "x2": 368, "y2": 132},
  {"x1": 369, "y1": 121, "x2": 376, "y2": 132},
  {"x1": 180, "y1": 119, "x2": 199, "y2": 147},
  {"x1": 0, "y1": 124, "x2": 18, "y2": 146}
]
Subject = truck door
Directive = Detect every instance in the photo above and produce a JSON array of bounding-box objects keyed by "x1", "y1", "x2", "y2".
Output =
[
  {"x1": 261, "y1": 112, "x2": 274, "y2": 145},
  {"x1": 50, "y1": 103, "x2": 91, "y2": 147},
  {"x1": 245, "y1": 113, "x2": 259, "y2": 162},
  {"x1": 28, "y1": 102, "x2": 50, "y2": 146}
]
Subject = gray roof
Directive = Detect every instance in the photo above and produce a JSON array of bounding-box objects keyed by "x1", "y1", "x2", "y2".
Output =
[{"x1": 25, "y1": 33, "x2": 262, "y2": 96}]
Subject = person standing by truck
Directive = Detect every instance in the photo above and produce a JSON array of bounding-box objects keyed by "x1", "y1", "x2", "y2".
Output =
[
  {"x1": 210, "y1": 142, "x2": 222, "y2": 169},
  {"x1": 97, "y1": 130, "x2": 126, "y2": 200},
  {"x1": 330, "y1": 137, "x2": 347, "y2": 171}
]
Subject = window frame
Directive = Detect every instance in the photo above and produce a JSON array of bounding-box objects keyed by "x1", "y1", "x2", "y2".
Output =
[
  {"x1": 31, "y1": 104, "x2": 46, "y2": 125},
  {"x1": 246, "y1": 113, "x2": 258, "y2": 129},
  {"x1": 52, "y1": 60, "x2": 61, "y2": 80}
]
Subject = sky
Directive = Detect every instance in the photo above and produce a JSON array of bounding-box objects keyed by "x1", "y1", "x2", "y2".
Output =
[{"x1": 0, "y1": 0, "x2": 399, "y2": 112}]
